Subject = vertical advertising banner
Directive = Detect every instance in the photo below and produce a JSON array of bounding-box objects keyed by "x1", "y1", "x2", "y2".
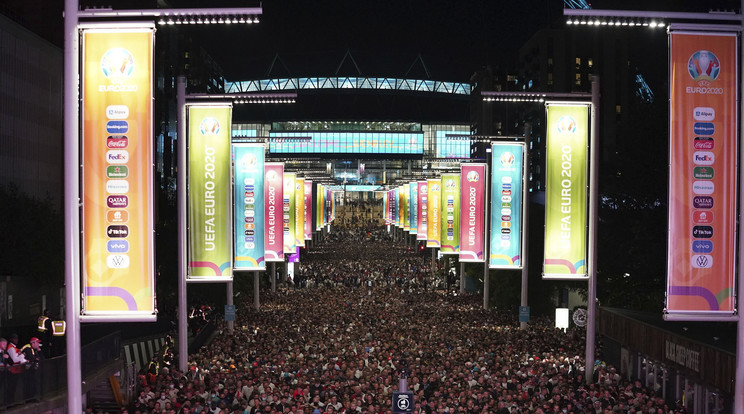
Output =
[
  {"x1": 81, "y1": 26, "x2": 155, "y2": 319},
  {"x1": 304, "y1": 180, "x2": 313, "y2": 240},
  {"x1": 409, "y1": 182, "x2": 418, "y2": 235},
  {"x1": 440, "y1": 174, "x2": 461, "y2": 254},
  {"x1": 188, "y1": 104, "x2": 233, "y2": 280},
  {"x1": 543, "y1": 104, "x2": 588, "y2": 279},
  {"x1": 460, "y1": 164, "x2": 487, "y2": 262},
  {"x1": 427, "y1": 179, "x2": 441, "y2": 248},
  {"x1": 395, "y1": 187, "x2": 402, "y2": 227},
  {"x1": 283, "y1": 172, "x2": 297, "y2": 253},
  {"x1": 318, "y1": 184, "x2": 325, "y2": 230},
  {"x1": 295, "y1": 177, "x2": 306, "y2": 247},
  {"x1": 233, "y1": 144, "x2": 265, "y2": 270},
  {"x1": 490, "y1": 143, "x2": 525, "y2": 269},
  {"x1": 417, "y1": 181, "x2": 428, "y2": 241},
  {"x1": 403, "y1": 185, "x2": 411, "y2": 231},
  {"x1": 264, "y1": 163, "x2": 284, "y2": 262},
  {"x1": 667, "y1": 32, "x2": 737, "y2": 319},
  {"x1": 326, "y1": 189, "x2": 333, "y2": 225},
  {"x1": 388, "y1": 190, "x2": 397, "y2": 225}
]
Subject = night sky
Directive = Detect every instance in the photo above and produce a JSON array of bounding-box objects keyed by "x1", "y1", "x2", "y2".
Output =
[{"x1": 4, "y1": 0, "x2": 741, "y2": 82}]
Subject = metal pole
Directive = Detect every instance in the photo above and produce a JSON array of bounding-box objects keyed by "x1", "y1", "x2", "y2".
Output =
[
  {"x1": 271, "y1": 262, "x2": 276, "y2": 292},
  {"x1": 735, "y1": 5, "x2": 744, "y2": 410},
  {"x1": 520, "y1": 142, "x2": 531, "y2": 330},
  {"x1": 459, "y1": 262, "x2": 465, "y2": 294},
  {"x1": 176, "y1": 76, "x2": 188, "y2": 372},
  {"x1": 585, "y1": 76, "x2": 600, "y2": 385},
  {"x1": 253, "y1": 271, "x2": 260, "y2": 310},
  {"x1": 64, "y1": 0, "x2": 83, "y2": 409},
  {"x1": 483, "y1": 265, "x2": 489, "y2": 310},
  {"x1": 226, "y1": 281, "x2": 234, "y2": 334}
]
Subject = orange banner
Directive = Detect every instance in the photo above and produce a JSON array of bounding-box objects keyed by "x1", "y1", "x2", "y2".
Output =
[
  {"x1": 81, "y1": 27, "x2": 155, "y2": 320},
  {"x1": 667, "y1": 32, "x2": 738, "y2": 319}
]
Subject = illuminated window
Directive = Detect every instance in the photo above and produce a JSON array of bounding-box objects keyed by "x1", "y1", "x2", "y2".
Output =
[
  {"x1": 575, "y1": 73, "x2": 581, "y2": 86},
  {"x1": 616, "y1": 105, "x2": 622, "y2": 114},
  {"x1": 575, "y1": 57, "x2": 581, "y2": 70},
  {"x1": 588, "y1": 58, "x2": 593, "y2": 68}
]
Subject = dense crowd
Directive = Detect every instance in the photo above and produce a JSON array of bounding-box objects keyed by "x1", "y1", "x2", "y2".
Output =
[{"x1": 126, "y1": 226, "x2": 686, "y2": 414}]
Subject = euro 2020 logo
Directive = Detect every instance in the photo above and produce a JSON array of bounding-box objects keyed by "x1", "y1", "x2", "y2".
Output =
[
  {"x1": 466, "y1": 170, "x2": 479, "y2": 183},
  {"x1": 499, "y1": 152, "x2": 515, "y2": 168},
  {"x1": 240, "y1": 153, "x2": 257, "y2": 172},
  {"x1": 101, "y1": 48, "x2": 135, "y2": 79},
  {"x1": 556, "y1": 116, "x2": 577, "y2": 134},
  {"x1": 200, "y1": 117, "x2": 221, "y2": 136},
  {"x1": 688, "y1": 50, "x2": 720, "y2": 84},
  {"x1": 266, "y1": 170, "x2": 278, "y2": 183},
  {"x1": 445, "y1": 179, "x2": 456, "y2": 189}
]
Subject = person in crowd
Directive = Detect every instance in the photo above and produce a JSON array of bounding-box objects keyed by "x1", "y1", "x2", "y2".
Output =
[
  {"x1": 21, "y1": 336, "x2": 43, "y2": 400},
  {"x1": 121, "y1": 225, "x2": 687, "y2": 414}
]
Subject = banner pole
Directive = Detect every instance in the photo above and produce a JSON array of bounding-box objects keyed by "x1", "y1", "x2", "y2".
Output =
[
  {"x1": 735, "y1": 4, "x2": 744, "y2": 409},
  {"x1": 254, "y1": 271, "x2": 260, "y2": 310},
  {"x1": 585, "y1": 75, "x2": 600, "y2": 385},
  {"x1": 176, "y1": 76, "x2": 188, "y2": 372},
  {"x1": 226, "y1": 281, "x2": 234, "y2": 334},
  {"x1": 64, "y1": 0, "x2": 83, "y2": 409},
  {"x1": 460, "y1": 262, "x2": 465, "y2": 294},
  {"x1": 520, "y1": 142, "x2": 530, "y2": 330},
  {"x1": 271, "y1": 262, "x2": 276, "y2": 292}
]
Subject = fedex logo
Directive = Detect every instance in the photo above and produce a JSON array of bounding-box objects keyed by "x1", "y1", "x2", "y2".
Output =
[
  {"x1": 106, "y1": 150, "x2": 129, "y2": 164},
  {"x1": 693, "y1": 151, "x2": 714, "y2": 166}
]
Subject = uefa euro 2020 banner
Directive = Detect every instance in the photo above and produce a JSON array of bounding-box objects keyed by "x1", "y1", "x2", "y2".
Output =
[
  {"x1": 490, "y1": 143, "x2": 524, "y2": 269},
  {"x1": 459, "y1": 164, "x2": 486, "y2": 262},
  {"x1": 667, "y1": 32, "x2": 737, "y2": 320},
  {"x1": 304, "y1": 180, "x2": 313, "y2": 241},
  {"x1": 315, "y1": 184, "x2": 323, "y2": 231},
  {"x1": 233, "y1": 144, "x2": 265, "y2": 271},
  {"x1": 440, "y1": 174, "x2": 461, "y2": 254},
  {"x1": 188, "y1": 104, "x2": 233, "y2": 281},
  {"x1": 295, "y1": 177, "x2": 306, "y2": 248},
  {"x1": 409, "y1": 182, "x2": 418, "y2": 234},
  {"x1": 427, "y1": 179, "x2": 441, "y2": 248},
  {"x1": 81, "y1": 25, "x2": 155, "y2": 320},
  {"x1": 283, "y1": 172, "x2": 297, "y2": 253},
  {"x1": 417, "y1": 181, "x2": 428, "y2": 241},
  {"x1": 543, "y1": 104, "x2": 588, "y2": 279},
  {"x1": 264, "y1": 163, "x2": 284, "y2": 262}
]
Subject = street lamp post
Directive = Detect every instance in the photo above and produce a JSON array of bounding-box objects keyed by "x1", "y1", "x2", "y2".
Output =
[
  {"x1": 65, "y1": 4, "x2": 263, "y2": 411},
  {"x1": 564, "y1": 5, "x2": 744, "y2": 405}
]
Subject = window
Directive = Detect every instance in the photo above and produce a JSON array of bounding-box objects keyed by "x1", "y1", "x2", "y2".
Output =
[
  {"x1": 575, "y1": 73, "x2": 582, "y2": 86},
  {"x1": 588, "y1": 58, "x2": 593, "y2": 68},
  {"x1": 616, "y1": 105, "x2": 622, "y2": 114}
]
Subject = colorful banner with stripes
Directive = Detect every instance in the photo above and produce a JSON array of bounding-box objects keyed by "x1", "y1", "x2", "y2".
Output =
[
  {"x1": 440, "y1": 174, "x2": 461, "y2": 254},
  {"x1": 543, "y1": 104, "x2": 588, "y2": 279},
  {"x1": 283, "y1": 172, "x2": 296, "y2": 253},
  {"x1": 81, "y1": 26, "x2": 156, "y2": 319},
  {"x1": 233, "y1": 144, "x2": 265, "y2": 270},
  {"x1": 188, "y1": 105, "x2": 233, "y2": 280},
  {"x1": 667, "y1": 31, "x2": 738, "y2": 319},
  {"x1": 264, "y1": 163, "x2": 284, "y2": 262},
  {"x1": 417, "y1": 181, "x2": 428, "y2": 241},
  {"x1": 295, "y1": 177, "x2": 305, "y2": 248},
  {"x1": 490, "y1": 143, "x2": 524, "y2": 269},
  {"x1": 427, "y1": 179, "x2": 441, "y2": 248}
]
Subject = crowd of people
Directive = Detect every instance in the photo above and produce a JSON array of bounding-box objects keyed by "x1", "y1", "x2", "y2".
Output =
[{"x1": 124, "y1": 225, "x2": 686, "y2": 414}]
